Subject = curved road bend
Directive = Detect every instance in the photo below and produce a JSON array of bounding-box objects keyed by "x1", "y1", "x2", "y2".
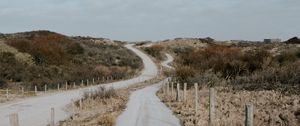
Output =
[
  {"x1": 0, "y1": 44, "x2": 158, "y2": 126},
  {"x1": 116, "y1": 54, "x2": 180, "y2": 126},
  {"x1": 161, "y1": 53, "x2": 174, "y2": 69}
]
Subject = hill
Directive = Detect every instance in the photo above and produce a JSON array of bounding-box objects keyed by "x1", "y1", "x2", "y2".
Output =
[{"x1": 0, "y1": 30, "x2": 142, "y2": 89}]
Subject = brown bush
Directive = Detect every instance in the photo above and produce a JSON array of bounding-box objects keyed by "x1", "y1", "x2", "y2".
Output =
[
  {"x1": 174, "y1": 44, "x2": 299, "y2": 93},
  {"x1": 175, "y1": 66, "x2": 195, "y2": 82},
  {"x1": 143, "y1": 45, "x2": 164, "y2": 60},
  {"x1": 83, "y1": 87, "x2": 117, "y2": 100},
  {"x1": 6, "y1": 37, "x2": 68, "y2": 65}
]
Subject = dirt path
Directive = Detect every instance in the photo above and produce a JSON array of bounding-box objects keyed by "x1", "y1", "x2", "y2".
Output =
[
  {"x1": 115, "y1": 53, "x2": 180, "y2": 126},
  {"x1": 115, "y1": 80, "x2": 180, "y2": 126},
  {"x1": 161, "y1": 53, "x2": 174, "y2": 69},
  {"x1": 0, "y1": 44, "x2": 158, "y2": 126}
]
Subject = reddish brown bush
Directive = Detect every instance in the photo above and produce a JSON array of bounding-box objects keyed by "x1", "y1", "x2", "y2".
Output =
[
  {"x1": 144, "y1": 45, "x2": 164, "y2": 60},
  {"x1": 175, "y1": 66, "x2": 195, "y2": 81}
]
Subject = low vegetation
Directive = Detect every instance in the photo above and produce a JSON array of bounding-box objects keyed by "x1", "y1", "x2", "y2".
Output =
[
  {"x1": 142, "y1": 45, "x2": 165, "y2": 60},
  {"x1": 173, "y1": 42, "x2": 300, "y2": 94},
  {"x1": 0, "y1": 30, "x2": 142, "y2": 90},
  {"x1": 60, "y1": 74, "x2": 165, "y2": 126},
  {"x1": 158, "y1": 86, "x2": 300, "y2": 126}
]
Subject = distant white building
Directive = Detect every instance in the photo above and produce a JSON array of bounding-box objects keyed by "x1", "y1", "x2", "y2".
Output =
[{"x1": 264, "y1": 38, "x2": 281, "y2": 43}]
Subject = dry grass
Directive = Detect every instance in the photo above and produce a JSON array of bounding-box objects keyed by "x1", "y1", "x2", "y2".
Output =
[
  {"x1": 59, "y1": 75, "x2": 166, "y2": 126},
  {"x1": 158, "y1": 85, "x2": 300, "y2": 126},
  {"x1": 60, "y1": 89, "x2": 128, "y2": 126}
]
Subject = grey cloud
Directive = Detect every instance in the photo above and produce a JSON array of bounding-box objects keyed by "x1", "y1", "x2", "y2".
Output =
[{"x1": 0, "y1": 0, "x2": 299, "y2": 41}]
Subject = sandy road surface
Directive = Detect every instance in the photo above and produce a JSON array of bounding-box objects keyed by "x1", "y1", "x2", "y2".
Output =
[
  {"x1": 115, "y1": 80, "x2": 180, "y2": 126},
  {"x1": 116, "y1": 53, "x2": 180, "y2": 126},
  {"x1": 161, "y1": 53, "x2": 174, "y2": 69},
  {"x1": 0, "y1": 44, "x2": 157, "y2": 126}
]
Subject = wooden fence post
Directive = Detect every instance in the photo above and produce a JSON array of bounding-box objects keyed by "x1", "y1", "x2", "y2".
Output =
[
  {"x1": 35, "y1": 85, "x2": 37, "y2": 95},
  {"x1": 245, "y1": 104, "x2": 254, "y2": 126},
  {"x1": 79, "y1": 98, "x2": 83, "y2": 110},
  {"x1": 6, "y1": 89, "x2": 9, "y2": 99},
  {"x1": 166, "y1": 82, "x2": 169, "y2": 95},
  {"x1": 57, "y1": 84, "x2": 60, "y2": 91},
  {"x1": 183, "y1": 83, "x2": 187, "y2": 101},
  {"x1": 65, "y1": 82, "x2": 68, "y2": 90},
  {"x1": 176, "y1": 83, "x2": 181, "y2": 102},
  {"x1": 9, "y1": 113, "x2": 19, "y2": 126},
  {"x1": 50, "y1": 108, "x2": 55, "y2": 126},
  {"x1": 73, "y1": 82, "x2": 76, "y2": 88},
  {"x1": 171, "y1": 82, "x2": 174, "y2": 98},
  {"x1": 195, "y1": 83, "x2": 198, "y2": 114},
  {"x1": 92, "y1": 78, "x2": 95, "y2": 84},
  {"x1": 209, "y1": 88, "x2": 215, "y2": 126},
  {"x1": 44, "y1": 84, "x2": 47, "y2": 93},
  {"x1": 21, "y1": 87, "x2": 24, "y2": 96},
  {"x1": 87, "y1": 79, "x2": 89, "y2": 86}
]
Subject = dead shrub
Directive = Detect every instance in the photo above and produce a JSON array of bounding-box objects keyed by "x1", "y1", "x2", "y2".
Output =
[
  {"x1": 83, "y1": 87, "x2": 117, "y2": 100},
  {"x1": 97, "y1": 116, "x2": 114, "y2": 126},
  {"x1": 175, "y1": 66, "x2": 195, "y2": 82},
  {"x1": 143, "y1": 45, "x2": 164, "y2": 60}
]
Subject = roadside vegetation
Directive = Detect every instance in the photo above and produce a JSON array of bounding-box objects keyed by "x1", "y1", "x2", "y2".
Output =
[
  {"x1": 141, "y1": 38, "x2": 300, "y2": 94},
  {"x1": 170, "y1": 40, "x2": 300, "y2": 94},
  {"x1": 151, "y1": 37, "x2": 300, "y2": 126},
  {"x1": 0, "y1": 30, "x2": 142, "y2": 90},
  {"x1": 59, "y1": 75, "x2": 165, "y2": 126}
]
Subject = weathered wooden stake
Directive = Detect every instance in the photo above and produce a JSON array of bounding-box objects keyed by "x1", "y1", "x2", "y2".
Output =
[
  {"x1": 209, "y1": 88, "x2": 215, "y2": 126},
  {"x1": 92, "y1": 78, "x2": 95, "y2": 84},
  {"x1": 57, "y1": 84, "x2": 60, "y2": 91},
  {"x1": 35, "y1": 85, "x2": 37, "y2": 95},
  {"x1": 6, "y1": 89, "x2": 9, "y2": 99},
  {"x1": 166, "y1": 82, "x2": 169, "y2": 95},
  {"x1": 81, "y1": 80, "x2": 84, "y2": 87},
  {"x1": 65, "y1": 82, "x2": 68, "y2": 90},
  {"x1": 73, "y1": 82, "x2": 76, "y2": 88},
  {"x1": 87, "y1": 79, "x2": 89, "y2": 86},
  {"x1": 44, "y1": 84, "x2": 47, "y2": 93},
  {"x1": 50, "y1": 108, "x2": 55, "y2": 126},
  {"x1": 21, "y1": 87, "x2": 24, "y2": 96},
  {"x1": 183, "y1": 83, "x2": 187, "y2": 101},
  {"x1": 176, "y1": 83, "x2": 181, "y2": 102},
  {"x1": 245, "y1": 104, "x2": 254, "y2": 126},
  {"x1": 9, "y1": 113, "x2": 19, "y2": 126},
  {"x1": 195, "y1": 83, "x2": 199, "y2": 114},
  {"x1": 79, "y1": 98, "x2": 83, "y2": 110},
  {"x1": 171, "y1": 82, "x2": 174, "y2": 98}
]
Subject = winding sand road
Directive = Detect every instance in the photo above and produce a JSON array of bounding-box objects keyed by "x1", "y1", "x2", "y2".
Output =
[
  {"x1": 0, "y1": 44, "x2": 157, "y2": 126},
  {"x1": 116, "y1": 53, "x2": 180, "y2": 126},
  {"x1": 161, "y1": 53, "x2": 174, "y2": 69}
]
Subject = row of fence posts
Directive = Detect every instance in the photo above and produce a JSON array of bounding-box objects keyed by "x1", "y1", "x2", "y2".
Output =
[
  {"x1": 6, "y1": 76, "x2": 122, "y2": 126},
  {"x1": 163, "y1": 78, "x2": 254, "y2": 126},
  {"x1": 2, "y1": 76, "x2": 119, "y2": 100}
]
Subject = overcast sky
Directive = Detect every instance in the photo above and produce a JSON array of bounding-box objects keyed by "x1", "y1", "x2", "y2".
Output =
[{"x1": 0, "y1": 0, "x2": 299, "y2": 41}]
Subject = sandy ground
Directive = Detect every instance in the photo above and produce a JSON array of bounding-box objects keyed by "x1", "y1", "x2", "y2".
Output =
[
  {"x1": 161, "y1": 53, "x2": 174, "y2": 70},
  {"x1": 115, "y1": 79, "x2": 181, "y2": 126},
  {"x1": 158, "y1": 86, "x2": 300, "y2": 126},
  {"x1": 115, "y1": 53, "x2": 179, "y2": 126},
  {"x1": 59, "y1": 75, "x2": 165, "y2": 126},
  {"x1": 0, "y1": 44, "x2": 158, "y2": 126}
]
